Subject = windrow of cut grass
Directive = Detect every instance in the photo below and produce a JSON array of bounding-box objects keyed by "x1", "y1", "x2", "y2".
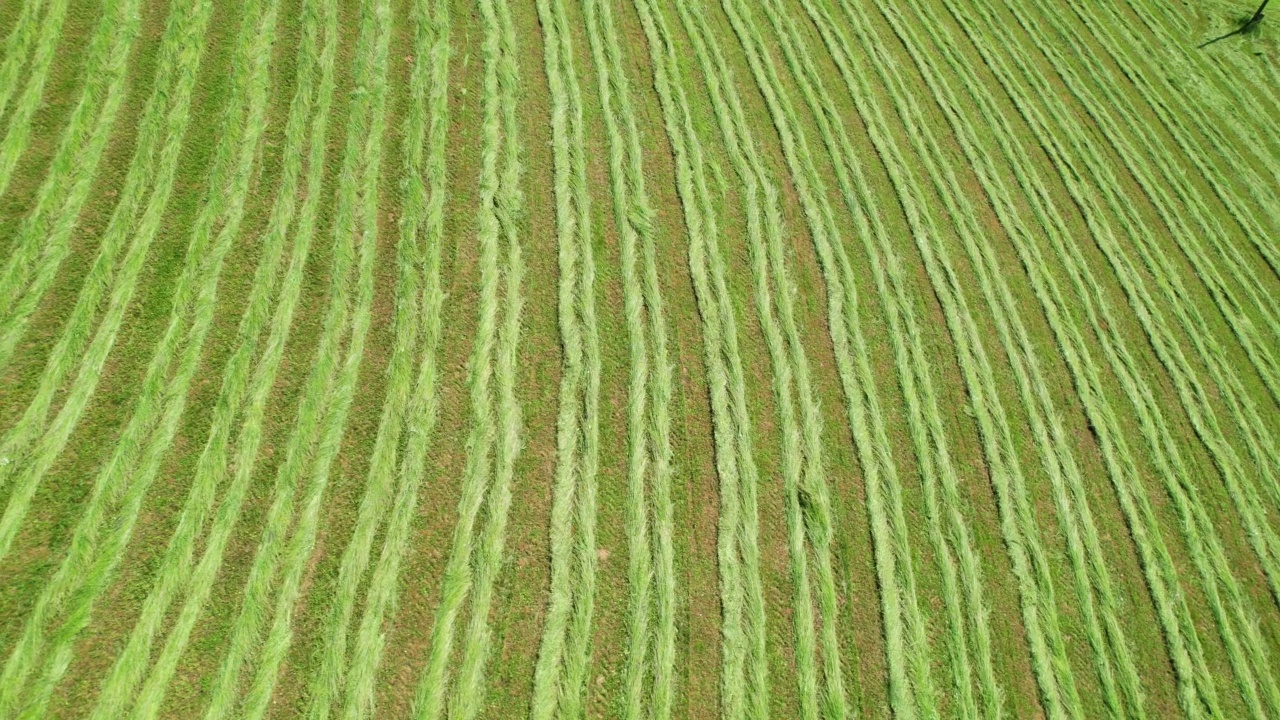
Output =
[
  {"x1": 324, "y1": 0, "x2": 451, "y2": 717},
  {"x1": 0, "y1": 0, "x2": 219, "y2": 713},
  {"x1": 632, "y1": 0, "x2": 774, "y2": 716},
  {"x1": 748, "y1": 0, "x2": 1007, "y2": 716},
  {"x1": 952, "y1": 0, "x2": 1280, "y2": 674},
  {"x1": 805, "y1": 1, "x2": 1153, "y2": 718},
  {"x1": 705, "y1": 0, "x2": 948, "y2": 715},
  {"x1": 0, "y1": 0, "x2": 49, "y2": 121},
  {"x1": 529, "y1": 0, "x2": 603, "y2": 716},
  {"x1": 580, "y1": 0, "x2": 678, "y2": 716},
  {"x1": 0, "y1": 0, "x2": 142, "y2": 372},
  {"x1": 935, "y1": 0, "x2": 1280, "y2": 715},
  {"x1": 739, "y1": 0, "x2": 1085, "y2": 714},
  {"x1": 670, "y1": 2, "x2": 855, "y2": 718},
  {"x1": 2, "y1": 0, "x2": 281, "y2": 715},
  {"x1": 1021, "y1": 0, "x2": 1280, "y2": 509},
  {"x1": 0, "y1": 0, "x2": 69, "y2": 198},
  {"x1": 188, "y1": 0, "x2": 337, "y2": 717},
  {"x1": 0, "y1": 0, "x2": 214, "y2": 563},
  {"x1": 1003, "y1": 0, "x2": 1280, "y2": 476},
  {"x1": 280, "y1": 0, "x2": 409, "y2": 712},
  {"x1": 1128, "y1": 0, "x2": 1280, "y2": 208},
  {"x1": 407, "y1": 0, "x2": 524, "y2": 716},
  {"x1": 871, "y1": 2, "x2": 1226, "y2": 717}
]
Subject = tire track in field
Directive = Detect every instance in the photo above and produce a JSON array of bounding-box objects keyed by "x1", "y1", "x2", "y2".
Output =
[
  {"x1": 936, "y1": 1, "x2": 1280, "y2": 715},
  {"x1": 529, "y1": 0, "x2": 602, "y2": 715},
  {"x1": 407, "y1": 0, "x2": 524, "y2": 715},
  {"x1": 0, "y1": 0, "x2": 141, "y2": 372},
  {"x1": 581, "y1": 0, "x2": 678, "y2": 716},
  {"x1": 632, "y1": 0, "x2": 774, "y2": 716},
  {"x1": 876, "y1": 4, "x2": 1227, "y2": 717}
]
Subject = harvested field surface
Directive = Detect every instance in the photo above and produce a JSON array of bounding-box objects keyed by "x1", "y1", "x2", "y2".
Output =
[{"x1": 0, "y1": 0, "x2": 1278, "y2": 717}]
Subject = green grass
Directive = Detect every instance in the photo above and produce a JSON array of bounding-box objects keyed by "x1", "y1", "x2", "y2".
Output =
[{"x1": 1, "y1": 0, "x2": 1279, "y2": 717}]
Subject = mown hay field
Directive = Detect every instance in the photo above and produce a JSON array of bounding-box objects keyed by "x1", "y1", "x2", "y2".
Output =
[{"x1": 0, "y1": 0, "x2": 1278, "y2": 717}]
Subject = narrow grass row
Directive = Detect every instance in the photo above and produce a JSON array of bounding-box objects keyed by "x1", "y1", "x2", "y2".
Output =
[
  {"x1": 957, "y1": 0, "x2": 1280, "y2": 633},
  {"x1": 67, "y1": 0, "x2": 291, "y2": 715},
  {"x1": 190, "y1": 1, "x2": 337, "y2": 717},
  {"x1": 1129, "y1": 0, "x2": 1280, "y2": 196},
  {"x1": 759, "y1": 0, "x2": 1013, "y2": 715},
  {"x1": 1006, "y1": 0, "x2": 1280, "y2": 474},
  {"x1": 408, "y1": 0, "x2": 524, "y2": 716},
  {"x1": 1079, "y1": 0, "x2": 1280, "y2": 331},
  {"x1": 0, "y1": 0, "x2": 279, "y2": 716},
  {"x1": 874, "y1": 3, "x2": 1227, "y2": 717},
  {"x1": 935, "y1": 1, "x2": 1280, "y2": 715},
  {"x1": 529, "y1": 0, "x2": 603, "y2": 716},
  {"x1": 326, "y1": 0, "x2": 452, "y2": 717},
  {"x1": 0, "y1": 0, "x2": 49, "y2": 121},
  {"x1": 632, "y1": 0, "x2": 773, "y2": 716},
  {"x1": 1030, "y1": 0, "x2": 1280, "y2": 479},
  {"x1": 747, "y1": 0, "x2": 1084, "y2": 713},
  {"x1": 812, "y1": 1, "x2": 1155, "y2": 718},
  {"x1": 0, "y1": 0, "x2": 69, "y2": 198},
  {"x1": 0, "y1": 0, "x2": 217, "y2": 712},
  {"x1": 0, "y1": 0, "x2": 141, "y2": 373},
  {"x1": 675, "y1": 1, "x2": 864, "y2": 717},
  {"x1": 707, "y1": 0, "x2": 952, "y2": 715},
  {"x1": 0, "y1": 0, "x2": 214, "y2": 561},
  {"x1": 291, "y1": 0, "x2": 439, "y2": 716},
  {"x1": 580, "y1": 0, "x2": 678, "y2": 715},
  {"x1": 763, "y1": 0, "x2": 1009, "y2": 715}
]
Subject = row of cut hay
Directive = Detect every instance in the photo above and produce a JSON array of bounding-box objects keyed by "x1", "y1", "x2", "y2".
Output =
[
  {"x1": 325, "y1": 0, "x2": 452, "y2": 716},
  {"x1": 0, "y1": 0, "x2": 49, "y2": 120},
  {"x1": 529, "y1": 0, "x2": 602, "y2": 714},
  {"x1": 0, "y1": 0, "x2": 69, "y2": 197},
  {"x1": 873, "y1": 2, "x2": 1223, "y2": 717},
  {"x1": 710, "y1": 0, "x2": 944, "y2": 715},
  {"x1": 1128, "y1": 0, "x2": 1280, "y2": 212},
  {"x1": 0, "y1": 0, "x2": 142, "y2": 372},
  {"x1": 950, "y1": 0, "x2": 1280, "y2": 702},
  {"x1": 631, "y1": 0, "x2": 771, "y2": 716},
  {"x1": 767, "y1": 0, "x2": 1086, "y2": 714},
  {"x1": 1013, "y1": 0, "x2": 1280, "y2": 521},
  {"x1": 408, "y1": 0, "x2": 524, "y2": 715},
  {"x1": 0, "y1": 0, "x2": 219, "y2": 714},
  {"x1": 13, "y1": 0, "x2": 282, "y2": 713},
  {"x1": 72, "y1": 0, "x2": 292, "y2": 717},
  {"x1": 936, "y1": 0, "x2": 1280, "y2": 715},
  {"x1": 815, "y1": 1, "x2": 1154, "y2": 718},
  {"x1": 580, "y1": 0, "x2": 678, "y2": 715},
  {"x1": 675, "y1": 0, "x2": 861, "y2": 716},
  {"x1": 0, "y1": 0, "x2": 216, "y2": 566},
  {"x1": 295, "y1": 0, "x2": 431, "y2": 714},
  {"x1": 770, "y1": 0, "x2": 1010, "y2": 715},
  {"x1": 1005, "y1": 0, "x2": 1280, "y2": 486},
  {"x1": 191, "y1": 0, "x2": 339, "y2": 715}
]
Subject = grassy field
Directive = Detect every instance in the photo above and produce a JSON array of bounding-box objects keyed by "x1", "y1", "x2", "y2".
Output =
[{"x1": 0, "y1": 0, "x2": 1278, "y2": 717}]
